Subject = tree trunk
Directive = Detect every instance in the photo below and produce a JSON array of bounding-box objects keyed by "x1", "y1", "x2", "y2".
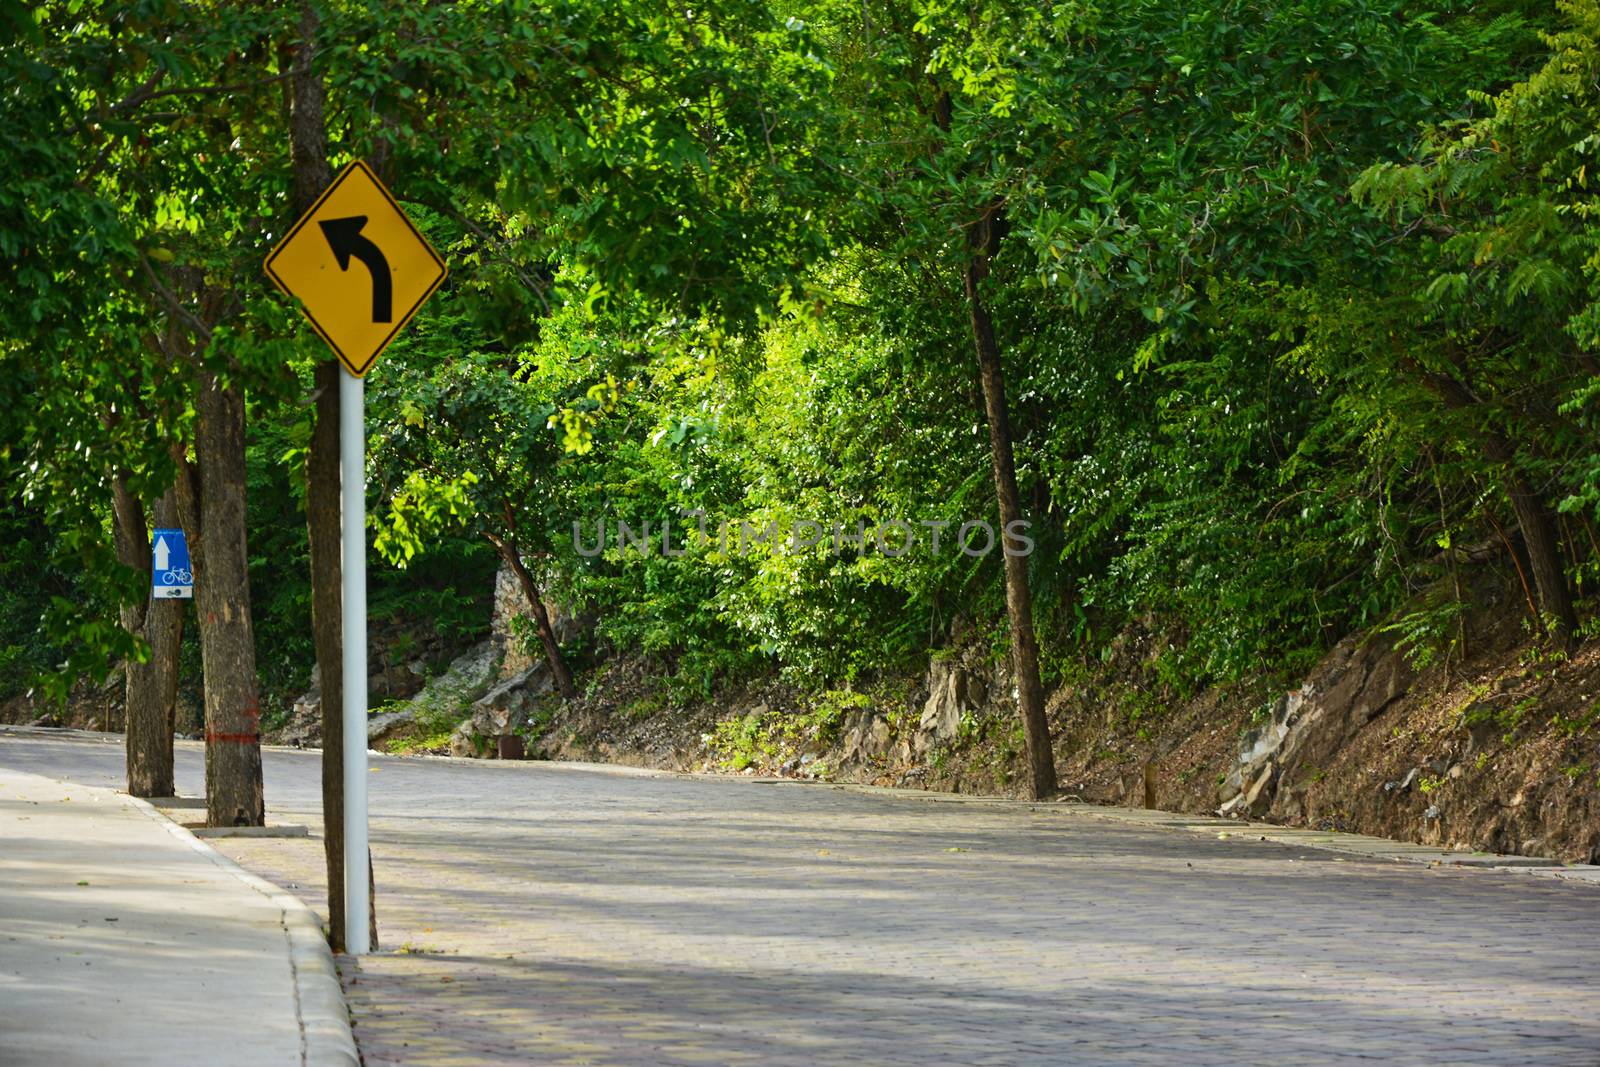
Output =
[
  {"x1": 190, "y1": 372, "x2": 265, "y2": 827},
  {"x1": 308, "y1": 358, "x2": 349, "y2": 938},
  {"x1": 962, "y1": 204, "x2": 1057, "y2": 800},
  {"x1": 493, "y1": 539, "x2": 576, "y2": 699},
  {"x1": 1485, "y1": 433, "x2": 1577, "y2": 646},
  {"x1": 111, "y1": 482, "x2": 183, "y2": 797},
  {"x1": 288, "y1": 0, "x2": 350, "y2": 949},
  {"x1": 1419, "y1": 367, "x2": 1577, "y2": 647}
]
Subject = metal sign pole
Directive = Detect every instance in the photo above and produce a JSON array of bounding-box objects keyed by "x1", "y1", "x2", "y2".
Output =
[{"x1": 340, "y1": 368, "x2": 370, "y2": 955}]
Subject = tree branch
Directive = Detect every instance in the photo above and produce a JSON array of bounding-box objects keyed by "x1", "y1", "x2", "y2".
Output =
[
  {"x1": 137, "y1": 255, "x2": 213, "y2": 348},
  {"x1": 426, "y1": 201, "x2": 552, "y2": 315},
  {"x1": 112, "y1": 69, "x2": 296, "y2": 115}
]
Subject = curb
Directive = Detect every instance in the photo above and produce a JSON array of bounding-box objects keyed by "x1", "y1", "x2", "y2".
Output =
[
  {"x1": 1034, "y1": 800, "x2": 1600, "y2": 883},
  {"x1": 126, "y1": 794, "x2": 360, "y2": 1067},
  {"x1": 741, "y1": 777, "x2": 1600, "y2": 884}
]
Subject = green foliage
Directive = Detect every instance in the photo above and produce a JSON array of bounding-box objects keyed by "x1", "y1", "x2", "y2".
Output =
[
  {"x1": 0, "y1": 499, "x2": 67, "y2": 697},
  {"x1": 1379, "y1": 587, "x2": 1469, "y2": 671},
  {"x1": 622, "y1": 690, "x2": 668, "y2": 720},
  {"x1": 707, "y1": 709, "x2": 781, "y2": 771},
  {"x1": 1462, "y1": 691, "x2": 1543, "y2": 744},
  {"x1": 808, "y1": 689, "x2": 872, "y2": 742},
  {"x1": 705, "y1": 689, "x2": 871, "y2": 772},
  {"x1": 9, "y1": 0, "x2": 1600, "y2": 745}
]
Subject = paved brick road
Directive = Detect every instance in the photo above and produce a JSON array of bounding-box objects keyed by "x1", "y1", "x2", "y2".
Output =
[{"x1": 4, "y1": 731, "x2": 1598, "y2": 1065}]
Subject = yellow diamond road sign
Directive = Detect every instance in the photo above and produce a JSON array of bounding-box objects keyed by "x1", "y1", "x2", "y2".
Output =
[{"x1": 264, "y1": 160, "x2": 447, "y2": 377}]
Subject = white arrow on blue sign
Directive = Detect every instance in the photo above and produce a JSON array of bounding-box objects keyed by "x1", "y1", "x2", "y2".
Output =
[{"x1": 151, "y1": 527, "x2": 193, "y2": 600}]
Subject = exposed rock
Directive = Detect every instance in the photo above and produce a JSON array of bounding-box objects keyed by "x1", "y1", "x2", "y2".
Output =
[
  {"x1": 916, "y1": 659, "x2": 971, "y2": 752},
  {"x1": 1219, "y1": 632, "x2": 1416, "y2": 820},
  {"x1": 491, "y1": 565, "x2": 539, "y2": 679},
  {"x1": 839, "y1": 711, "x2": 892, "y2": 764},
  {"x1": 374, "y1": 640, "x2": 500, "y2": 747},
  {"x1": 370, "y1": 659, "x2": 426, "y2": 704},
  {"x1": 0, "y1": 675, "x2": 122, "y2": 731},
  {"x1": 1232, "y1": 760, "x2": 1276, "y2": 817},
  {"x1": 0, "y1": 693, "x2": 31, "y2": 725},
  {"x1": 448, "y1": 662, "x2": 553, "y2": 758},
  {"x1": 276, "y1": 664, "x2": 324, "y2": 747},
  {"x1": 426, "y1": 568, "x2": 1600, "y2": 862},
  {"x1": 365, "y1": 707, "x2": 416, "y2": 748},
  {"x1": 276, "y1": 619, "x2": 451, "y2": 746},
  {"x1": 490, "y1": 561, "x2": 589, "y2": 680}
]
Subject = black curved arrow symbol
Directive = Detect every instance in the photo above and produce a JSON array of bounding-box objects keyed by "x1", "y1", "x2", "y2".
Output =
[{"x1": 318, "y1": 215, "x2": 393, "y2": 322}]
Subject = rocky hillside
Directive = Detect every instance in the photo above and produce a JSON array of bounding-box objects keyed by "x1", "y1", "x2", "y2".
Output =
[{"x1": 363, "y1": 563, "x2": 1600, "y2": 865}]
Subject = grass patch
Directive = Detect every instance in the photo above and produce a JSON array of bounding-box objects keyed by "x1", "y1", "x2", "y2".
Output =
[
  {"x1": 622, "y1": 691, "x2": 667, "y2": 720},
  {"x1": 705, "y1": 690, "x2": 870, "y2": 775}
]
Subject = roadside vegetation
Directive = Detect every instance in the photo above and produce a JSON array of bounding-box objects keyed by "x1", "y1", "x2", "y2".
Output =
[{"x1": 6, "y1": 1, "x2": 1600, "y2": 847}]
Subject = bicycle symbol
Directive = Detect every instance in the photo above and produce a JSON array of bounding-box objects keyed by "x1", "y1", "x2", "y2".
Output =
[{"x1": 161, "y1": 568, "x2": 193, "y2": 585}]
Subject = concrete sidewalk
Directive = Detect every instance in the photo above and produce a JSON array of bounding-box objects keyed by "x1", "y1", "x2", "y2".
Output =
[{"x1": 0, "y1": 769, "x2": 355, "y2": 1067}]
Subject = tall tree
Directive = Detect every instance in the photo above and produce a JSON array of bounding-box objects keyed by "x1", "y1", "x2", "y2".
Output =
[
  {"x1": 1350, "y1": 0, "x2": 1600, "y2": 647},
  {"x1": 808, "y1": 1, "x2": 1070, "y2": 797},
  {"x1": 962, "y1": 204, "x2": 1056, "y2": 797},
  {"x1": 371, "y1": 353, "x2": 578, "y2": 696},
  {"x1": 111, "y1": 483, "x2": 184, "y2": 797},
  {"x1": 8, "y1": 0, "x2": 313, "y2": 825},
  {"x1": 0, "y1": 4, "x2": 193, "y2": 792},
  {"x1": 343, "y1": 0, "x2": 835, "y2": 698},
  {"x1": 176, "y1": 314, "x2": 267, "y2": 826}
]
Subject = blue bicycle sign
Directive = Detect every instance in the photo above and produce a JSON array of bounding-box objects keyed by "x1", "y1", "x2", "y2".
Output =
[{"x1": 151, "y1": 528, "x2": 193, "y2": 600}]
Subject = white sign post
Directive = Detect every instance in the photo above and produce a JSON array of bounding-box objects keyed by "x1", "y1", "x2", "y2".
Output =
[{"x1": 340, "y1": 369, "x2": 370, "y2": 956}]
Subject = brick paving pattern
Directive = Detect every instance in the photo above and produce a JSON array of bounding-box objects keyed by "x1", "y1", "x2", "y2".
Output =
[
  {"x1": 227, "y1": 767, "x2": 1600, "y2": 1066},
  {"x1": 4, "y1": 734, "x2": 1597, "y2": 1065}
]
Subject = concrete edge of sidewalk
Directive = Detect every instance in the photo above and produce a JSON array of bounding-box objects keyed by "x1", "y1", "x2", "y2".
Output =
[{"x1": 124, "y1": 795, "x2": 360, "y2": 1067}]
